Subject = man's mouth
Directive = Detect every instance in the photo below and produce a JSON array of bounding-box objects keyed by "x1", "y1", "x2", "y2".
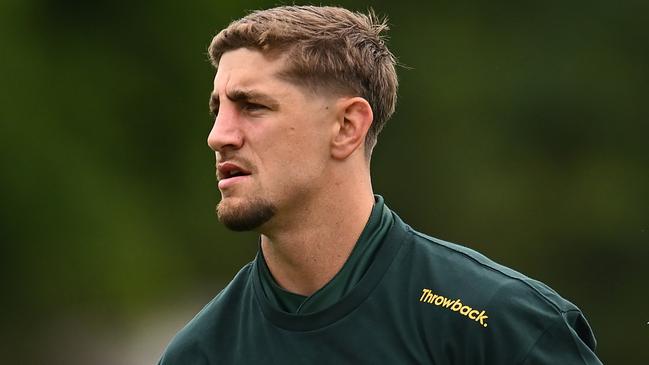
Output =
[{"x1": 217, "y1": 162, "x2": 252, "y2": 184}]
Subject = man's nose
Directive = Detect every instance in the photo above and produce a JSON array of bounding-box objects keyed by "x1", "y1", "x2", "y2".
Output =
[{"x1": 207, "y1": 106, "x2": 244, "y2": 152}]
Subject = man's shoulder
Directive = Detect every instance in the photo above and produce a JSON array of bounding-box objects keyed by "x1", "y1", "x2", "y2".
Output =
[
  {"x1": 184, "y1": 261, "x2": 254, "y2": 327},
  {"x1": 394, "y1": 222, "x2": 581, "y2": 315},
  {"x1": 384, "y1": 222, "x2": 600, "y2": 363},
  {"x1": 158, "y1": 262, "x2": 255, "y2": 364}
]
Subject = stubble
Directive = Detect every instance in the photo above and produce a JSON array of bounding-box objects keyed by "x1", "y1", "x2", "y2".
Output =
[{"x1": 216, "y1": 197, "x2": 277, "y2": 231}]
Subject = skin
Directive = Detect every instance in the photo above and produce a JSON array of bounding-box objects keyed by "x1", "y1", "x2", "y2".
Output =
[{"x1": 207, "y1": 48, "x2": 375, "y2": 296}]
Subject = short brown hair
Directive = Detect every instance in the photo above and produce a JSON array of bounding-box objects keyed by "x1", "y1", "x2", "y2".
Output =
[{"x1": 208, "y1": 5, "x2": 398, "y2": 155}]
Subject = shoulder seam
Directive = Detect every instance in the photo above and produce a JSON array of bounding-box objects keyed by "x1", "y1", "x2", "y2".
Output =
[{"x1": 406, "y1": 227, "x2": 572, "y2": 315}]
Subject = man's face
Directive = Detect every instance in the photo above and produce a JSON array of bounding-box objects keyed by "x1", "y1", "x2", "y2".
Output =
[{"x1": 208, "y1": 48, "x2": 337, "y2": 231}]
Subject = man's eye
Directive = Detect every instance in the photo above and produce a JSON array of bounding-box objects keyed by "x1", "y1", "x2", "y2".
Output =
[{"x1": 242, "y1": 102, "x2": 266, "y2": 112}]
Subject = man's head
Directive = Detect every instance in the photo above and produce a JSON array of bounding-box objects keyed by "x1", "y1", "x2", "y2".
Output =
[
  {"x1": 208, "y1": 5, "x2": 398, "y2": 154},
  {"x1": 207, "y1": 6, "x2": 398, "y2": 232}
]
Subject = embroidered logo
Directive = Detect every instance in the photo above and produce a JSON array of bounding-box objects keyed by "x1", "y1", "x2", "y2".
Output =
[{"x1": 419, "y1": 288, "x2": 489, "y2": 327}]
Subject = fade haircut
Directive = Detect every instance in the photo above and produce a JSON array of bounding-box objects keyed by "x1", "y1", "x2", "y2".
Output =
[{"x1": 208, "y1": 5, "x2": 398, "y2": 156}]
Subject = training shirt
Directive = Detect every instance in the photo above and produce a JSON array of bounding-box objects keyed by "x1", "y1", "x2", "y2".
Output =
[{"x1": 159, "y1": 197, "x2": 602, "y2": 364}]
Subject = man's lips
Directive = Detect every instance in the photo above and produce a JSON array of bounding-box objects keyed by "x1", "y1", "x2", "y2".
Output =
[
  {"x1": 217, "y1": 162, "x2": 251, "y2": 180},
  {"x1": 217, "y1": 162, "x2": 252, "y2": 189}
]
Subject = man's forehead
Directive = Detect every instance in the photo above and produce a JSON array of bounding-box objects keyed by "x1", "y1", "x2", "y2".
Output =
[
  {"x1": 213, "y1": 73, "x2": 292, "y2": 104},
  {"x1": 210, "y1": 48, "x2": 333, "y2": 104},
  {"x1": 213, "y1": 48, "x2": 289, "y2": 90}
]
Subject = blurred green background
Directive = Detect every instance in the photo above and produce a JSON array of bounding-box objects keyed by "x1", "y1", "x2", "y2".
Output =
[{"x1": 1, "y1": 0, "x2": 647, "y2": 363}]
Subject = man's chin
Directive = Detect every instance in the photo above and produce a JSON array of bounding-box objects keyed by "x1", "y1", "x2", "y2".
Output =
[{"x1": 216, "y1": 197, "x2": 277, "y2": 232}]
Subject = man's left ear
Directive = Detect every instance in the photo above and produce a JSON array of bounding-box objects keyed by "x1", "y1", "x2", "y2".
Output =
[{"x1": 331, "y1": 97, "x2": 373, "y2": 160}]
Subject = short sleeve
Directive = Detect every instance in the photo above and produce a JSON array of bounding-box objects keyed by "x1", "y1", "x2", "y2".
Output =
[
  {"x1": 520, "y1": 309, "x2": 602, "y2": 365},
  {"x1": 472, "y1": 279, "x2": 603, "y2": 365}
]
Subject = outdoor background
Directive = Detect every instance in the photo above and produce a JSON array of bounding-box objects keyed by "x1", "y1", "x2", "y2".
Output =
[{"x1": 1, "y1": 0, "x2": 647, "y2": 363}]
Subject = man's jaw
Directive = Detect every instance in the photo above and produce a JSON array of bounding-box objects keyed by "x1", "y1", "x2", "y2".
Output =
[{"x1": 216, "y1": 195, "x2": 277, "y2": 232}]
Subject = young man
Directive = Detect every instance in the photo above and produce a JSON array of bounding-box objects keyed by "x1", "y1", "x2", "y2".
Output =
[{"x1": 159, "y1": 6, "x2": 602, "y2": 364}]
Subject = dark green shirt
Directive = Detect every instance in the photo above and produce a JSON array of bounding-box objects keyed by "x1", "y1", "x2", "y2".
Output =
[{"x1": 159, "y1": 197, "x2": 602, "y2": 364}]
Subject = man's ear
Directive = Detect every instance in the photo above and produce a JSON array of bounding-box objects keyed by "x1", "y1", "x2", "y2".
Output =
[{"x1": 331, "y1": 97, "x2": 373, "y2": 160}]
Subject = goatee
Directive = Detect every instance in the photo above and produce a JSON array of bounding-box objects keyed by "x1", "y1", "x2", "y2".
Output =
[{"x1": 217, "y1": 197, "x2": 277, "y2": 231}]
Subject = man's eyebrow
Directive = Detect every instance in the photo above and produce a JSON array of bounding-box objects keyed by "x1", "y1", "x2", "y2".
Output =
[
  {"x1": 228, "y1": 89, "x2": 279, "y2": 106},
  {"x1": 209, "y1": 89, "x2": 279, "y2": 111}
]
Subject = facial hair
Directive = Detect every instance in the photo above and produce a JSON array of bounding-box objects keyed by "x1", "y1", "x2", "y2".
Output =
[{"x1": 216, "y1": 197, "x2": 277, "y2": 231}]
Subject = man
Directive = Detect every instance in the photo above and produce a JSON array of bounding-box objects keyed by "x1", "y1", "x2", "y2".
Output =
[{"x1": 159, "y1": 5, "x2": 602, "y2": 364}]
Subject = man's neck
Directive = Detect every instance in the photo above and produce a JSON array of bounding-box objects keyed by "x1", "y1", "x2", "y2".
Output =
[{"x1": 259, "y1": 186, "x2": 374, "y2": 297}]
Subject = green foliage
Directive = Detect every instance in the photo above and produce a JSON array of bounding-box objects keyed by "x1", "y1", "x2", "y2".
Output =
[{"x1": 1, "y1": 0, "x2": 646, "y2": 363}]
